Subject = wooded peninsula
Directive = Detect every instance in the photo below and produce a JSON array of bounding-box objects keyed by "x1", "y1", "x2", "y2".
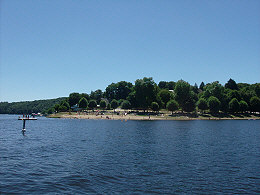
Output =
[{"x1": 1, "y1": 78, "x2": 260, "y2": 120}]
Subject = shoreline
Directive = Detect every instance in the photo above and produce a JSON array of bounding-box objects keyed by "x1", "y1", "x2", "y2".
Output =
[{"x1": 48, "y1": 112, "x2": 260, "y2": 121}]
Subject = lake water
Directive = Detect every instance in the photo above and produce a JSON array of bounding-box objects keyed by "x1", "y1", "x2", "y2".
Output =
[{"x1": 0, "y1": 114, "x2": 260, "y2": 194}]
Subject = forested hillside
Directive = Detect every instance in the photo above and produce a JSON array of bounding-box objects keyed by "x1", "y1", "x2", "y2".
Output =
[{"x1": 0, "y1": 97, "x2": 67, "y2": 114}]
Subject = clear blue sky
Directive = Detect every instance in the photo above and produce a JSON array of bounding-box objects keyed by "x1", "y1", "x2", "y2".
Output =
[{"x1": 1, "y1": 0, "x2": 259, "y2": 102}]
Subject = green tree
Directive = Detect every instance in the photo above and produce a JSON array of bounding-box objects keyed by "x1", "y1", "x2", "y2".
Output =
[
  {"x1": 225, "y1": 78, "x2": 238, "y2": 90},
  {"x1": 197, "y1": 98, "x2": 208, "y2": 112},
  {"x1": 255, "y1": 83, "x2": 260, "y2": 97},
  {"x1": 239, "y1": 100, "x2": 248, "y2": 113},
  {"x1": 59, "y1": 105, "x2": 67, "y2": 112},
  {"x1": 68, "y1": 93, "x2": 81, "y2": 107},
  {"x1": 79, "y1": 97, "x2": 88, "y2": 110},
  {"x1": 208, "y1": 96, "x2": 221, "y2": 113},
  {"x1": 199, "y1": 82, "x2": 205, "y2": 91},
  {"x1": 168, "y1": 81, "x2": 176, "y2": 90},
  {"x1": 88, "y1": 100, "x2": 97, "y2": 111},
  {"x1": 105, "y1": 83, "x2": 117, "y2": 101},
  {"x1": 229, "y1": 98, "x2": 240, "y2": 113},
  {"x1": 166, "y1": 100, "x2": 179, "y2": 115},
  {"x1": 90, "y1": 90, "x2": 103, "y2": 104},
  {"x1": 174, "y1": 80, "x2": 191, "y2": 110},
  {"x1": 121, "y1": 100, "x2": 131, "y2": 109},
  {"x1": 158, "y1": 89, "x2": 172, "y2": 108},
  {"x1": 182, "y1": 97, "x2": 196, "y2": 112},
  {"x1": 47, "y1": 107, "x2": 55, "y2": 114},
  {"x1": 107, "y1": 103, "x2": 111, "y2": 110},
  {"x1": 100, "y1": 100, "x2": 107, "y2": 110},
  {"x1": 250, "y1": 96, "x2": 260, "y2": 112},
  {"x1": 158, "y1": 81, "x2": 168, "y2": 89},
  {"x1": 151, "y1": 102, "x2": 159, "y2": 112},
  {"x1": 81, "y1": 93, "x2": 90, "y2": 101},
  {"x1": 54, "y1": 104, "x2": 60, "y2": 112},
  {"x1": 134, "y1": 77, "x2": 157, "y2": 111},
  {"x1": 116, "y1": 81, "x2": 133, "y2": 100},
  {"x1": 61, "y1": 101, "x2": 70, "y2": 111},
  {"x1": 111, "y1": 99, "x2": 119, "y2": 111}
]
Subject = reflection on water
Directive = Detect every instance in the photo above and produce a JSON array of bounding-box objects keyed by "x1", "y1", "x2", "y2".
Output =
[{"x1": 0, "y1": 115, "x2": 260, "y2": 194}]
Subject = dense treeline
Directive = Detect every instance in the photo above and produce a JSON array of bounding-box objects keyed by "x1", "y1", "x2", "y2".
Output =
[
  {"x1": 1, "y1": 78, "x2": 259, "y2": 115},
  {"x1": 0, "y1": 97, "x2": 67, "y2": 114},
  {"x1": 49, "y1": 78, "x2": 260, "y2": 114}
]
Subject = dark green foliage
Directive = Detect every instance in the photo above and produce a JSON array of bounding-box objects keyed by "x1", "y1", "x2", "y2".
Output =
[
  {"x1": 81, "y1": 93, "x2": 90, "y2": 101},
  {"x1": 59, "y1": 105, "x2": 67, "y2": 112},
  {"x1": 182, "y1": 97, "x2": 196, "y2": 112},
  {"x1": 100, "y1": 100, "x2": 107, "y2": 110},
  {"x1": 208, "y1": 96, "x2": 221, "y2": 113},
  {"x1": 121, "y1": 100, "x2": 131, "y2": 109},
  {"x1": 158, "y1": 81, "x2": 167, "y2": 89},
  {"x1": 61, "y1": 101, "x2": 70, "y2": 110},
  {"x1": 174, "y1": 80, "x2": 191, "y2": 109},
  {"x1": 174, "y1": 80, "x2": 195, "y2": 111},
  {"x1": 79, "y1": 97, "x2": 88, "y2": 109},
  {"x1": 90, "y1": 90, "x2": 103, "y2": 104},
  {"x1": 250, "y1": 96, "x2": 260, "y2": 112},
  {"x1": 105, "y1": 81, "x2": 133, "y2": 101},
  {"x1": 107, "y1": 103, "x2": 111, "y2": 110},
  {"x1": 227, "y1": 90, "x2": 241, "y2": 102},
  {"x1": 158, "y1": 89, "x2": 171, "y2": 108},
  {"x1": 47, "y1": 107, "x2": 55, "y2": 114},
  {"x1": 255, "y1": 84, "x2": 260, "y2": 97},
  {"x1": 168, "y1": 81, "x2": 176, "y2": 90},
  {"x1": 151, "y1": 102, "x2": 159, "y2": 112},
  {"x1": 192, "y1": 83, "x2": 199, "y2": 94},
  {"x1": 166, "y1": 100, "x2": 178, "y2": 114},
  {"x1": 229, "y1": 98, "x2": 240, "y2": 113},
  {"x1": 158, "y1": 81, "x2": 175, "y2": 90},
  {"x1": 239, "y1": 100, "x2": 248, "y2": 112},
  {"x1": 69, "y1": 93, "x2": 81, "y2": 107},
  {"x1": 54, "y1": 104, "x2": 60, "y2": 112},
  {"x1": 134, "y1": 77, "x2": 157, "y2": 110},
  {"x1": 197, "y1": 98, "x2": 208, "y2": 112},
  {"x1": 225, "y1": 78, "x2": 238, "y2": 90},
  {"x1": 88, "y1": 100, "x2": 97, "y2": 110},
  {"x1": 111, "y1": 99, "x2": 119, "y2": 110},
  {"x1": 199, "y1": 82, "x2": 205, "y2": 90},
  {"x1": 0, "y1": 97, "x2": 66, "y2": 114}
]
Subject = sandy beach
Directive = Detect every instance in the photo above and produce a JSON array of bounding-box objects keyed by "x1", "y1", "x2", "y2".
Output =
[{"x1": 48, "y1": 111, "x2": 260, "y2": 121}]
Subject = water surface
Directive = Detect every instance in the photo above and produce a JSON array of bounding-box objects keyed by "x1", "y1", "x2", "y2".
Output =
[{"x1": 0, "y1": 115, "x2": 260, "y2": 194}]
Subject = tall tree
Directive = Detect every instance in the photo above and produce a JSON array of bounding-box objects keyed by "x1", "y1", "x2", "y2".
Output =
[
  {"x1": 239, "y1": 100, "x2": 248, "y2": 113},
  {"x1": 208, "y1": 96, "x2": 221, "y2": 113},
  {"x1": 151, "y1": 102, "x2": 159, "y2": 112},
  {"x1": 158, "y1": 81, "x2": 167, "y2": 89},
  {"x1": 199, "y1": 82, "x2": 205, "y2": 91},
  {"x1": 229, "y1": 98, "x2": 240, "y2": 113},
  {"x1": 121, "y1": 100, "x2": 131, "y2": 109},
  {"x1": 166, "y1": 100, "x2": 179, "y2": 115},
  {"x1": 158, "y1": 89, "x2": 172, "y2": 108},
  {"x1": 134, "y1": 77, "x2": 157, "y2": 111},
  {"x1": 68, "y1": 93, "x2": 81, "y2": 107},
  {"x1": 250, "y1": 96, "x2": 260, "y2": 112},
  {"x1": 197, "y1": 98, "x2": 208, "y2": 112},
  {"x1": 111, "y1": 99, "x2": 119, "y2": 111},
  {"x1": 100, "y1": 100, "x2": 107, "y2": 110},
  {"x1": 225, "y1": 78, "x2": 238, "y2": 90},
  {"x1": 88, "y1": 100, "x2": 97, "y2": 111},
  {"x1": 79, "y1": 97, "x2": 88, "y2": 110},
  {"x1": 174, "y1": 80, "x2": 191, "y2": 111},
  {"x1": 90, "y1": 90, "x2": 103, "y2": 104}
]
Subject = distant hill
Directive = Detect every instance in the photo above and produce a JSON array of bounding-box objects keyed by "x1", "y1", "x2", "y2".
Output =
[{"x1": 0, "y1": 97, "x2": 67, "y2": 114}]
